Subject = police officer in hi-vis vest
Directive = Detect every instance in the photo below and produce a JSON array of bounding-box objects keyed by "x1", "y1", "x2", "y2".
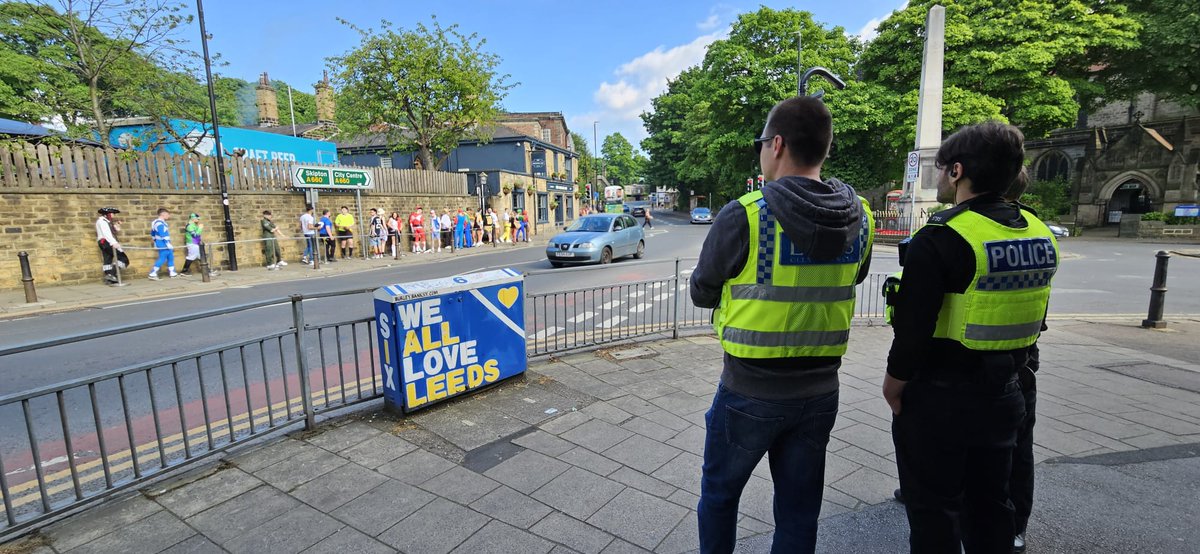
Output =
[
  {"x1": 884, "y1": 122, "x2": 1058, "y2": 553},
  {"x1": 691, "y1": 95, "x2": 874, "y2": 554}
]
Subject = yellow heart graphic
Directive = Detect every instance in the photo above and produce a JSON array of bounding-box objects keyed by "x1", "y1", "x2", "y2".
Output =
[{"x1": 497, "y1": 286, "x2": 519, "y2": 309}]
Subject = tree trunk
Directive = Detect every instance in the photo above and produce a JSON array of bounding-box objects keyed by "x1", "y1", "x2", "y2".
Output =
[
  {"x1": 417, "y1": 146, "x2": 433, "y2": 171},
  {"x1": 89, "y1": 76, "x2": 108, "y2": 144}
]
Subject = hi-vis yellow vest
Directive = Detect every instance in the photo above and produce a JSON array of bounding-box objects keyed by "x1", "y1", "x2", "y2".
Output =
[
  {"x1": 930, "y1": 208, "x2": 1058, "y2": 350},
  {"x1": 714, "y1": 191, "x2": 874, "y2": 358}
]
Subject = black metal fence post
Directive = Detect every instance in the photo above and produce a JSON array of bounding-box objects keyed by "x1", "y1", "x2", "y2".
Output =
[
  {"x1": 1142, "y1": 250, "x2": 1170, "y2": 329},
  {"x1": 18, "y1": 251, "x2": 37, "y2": 303},
  {"x1": 199, "y1": 243, "x2": 211, "y2": 283},
  {"x1": 290, "y1": 294, "x2": 316, "y2": 429}
]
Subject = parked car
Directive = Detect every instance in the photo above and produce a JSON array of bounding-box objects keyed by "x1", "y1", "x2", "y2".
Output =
[
  {"x1": 1046, "y1": 222, "x2": 1069, "y2": 237},
  {"x1": 630, "y1": 205, "x2": 647, "y2": 217},
  {"x1": 545, "y1": 214, "x2": 645, "y2": 267},
  {"x1": 690, "y1": 207, "x2": 713, "y2": 224}
]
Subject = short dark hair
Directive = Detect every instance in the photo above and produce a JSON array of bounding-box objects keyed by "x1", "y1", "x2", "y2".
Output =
[
  {"x1": 157, "y1": 207, "x2": 169, "y2": 215},
  {"x1": 262, "y1": 210, "x2": 272, "y2": 216},
  {"x1": 1004, "y1": 166, "x2": 1031, "y2": 201},
  {"x1": 936, "y1": 121, "x2": 1025, "y2": 196},
  {"x1": 765, "y1": 96, "x2": 833, "y2": 167}
]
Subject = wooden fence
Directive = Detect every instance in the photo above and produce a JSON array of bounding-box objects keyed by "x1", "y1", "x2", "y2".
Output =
[{"x1": 0, "y1": 142, "x2": 466, "y2": 195}]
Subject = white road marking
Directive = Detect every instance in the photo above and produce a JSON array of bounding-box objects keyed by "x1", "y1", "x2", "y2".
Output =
[
  {"x1": 527, "y1": 326, "x2": 564, "y2": 340},
  {"x1": 600, "y1": 300, "x2": 624, "y2": 310},
  {"x1": 630, "y1": 303, "x2": 652, "y2": 313},
  {"x1": 598, "y1": 316, "x2": 627, "y2": 329},
  {"x1": 1052, "y1": 289, "x2": 1113, "y2": 294},
  {"x1": 628, "y1": 290, "x2": 646, "y2": 298},
  {"x1": 102, "y1": 291, "x2": 220, "y2": 309},
  {"x1": 568, "y1": 311, "x2": 595, "y2": 323},
  {"x1": 654, "y1": 293, "x2": 671, "y2": 301}
]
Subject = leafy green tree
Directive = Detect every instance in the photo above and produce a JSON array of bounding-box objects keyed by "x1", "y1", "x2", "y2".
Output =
[
  {"x1": 601, "y1": 132, "x2": 637, "y2": 186},
  {"x1": 271, "y1": 80, "x2": 316, "y2": 128},
  {"x1": 31, "y1": 0, "x2": 194, "y2": 140},
  {"x1": 692, "y1": 7, "x2": 860, "y2": 197},
  {"x1": 329, "y1": 16, "x2": 513, "y2": 170},
  {"x1": 640, "y1": 67, "x2": 704, "y2": 193},
  {"x1": 1096, "y1": 0, "x2": 1199, "y2": 107},
  {"x1": 571, "y1": 132, "x2": 595, "y2": 184},
  {"x1": 859, "y1": 0, "x2": 1140, "y2": 136},
  {"x1": 1020, "y1": 178, "x2": 1071, "y2": 218},
  {"x1": 0, "y1": 2, "x2": 89, "y2": 123}
]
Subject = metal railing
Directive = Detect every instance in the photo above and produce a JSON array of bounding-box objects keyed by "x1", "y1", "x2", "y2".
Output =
[
  {"x1": 0, "y1": 263, "x2": 888, "y2": 538},
  {"x1": 0, "y1": 291, "x2": 379, "y2": 538}
]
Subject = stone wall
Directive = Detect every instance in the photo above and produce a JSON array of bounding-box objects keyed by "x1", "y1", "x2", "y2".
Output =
[{"x1": 0, "y1": 189, "x2": 477, "y2": 290}]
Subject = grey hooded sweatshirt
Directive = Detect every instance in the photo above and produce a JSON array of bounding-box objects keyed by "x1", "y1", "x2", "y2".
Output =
[{"x1": 690, "y1": 176, "x2": 872, "y2": 400}]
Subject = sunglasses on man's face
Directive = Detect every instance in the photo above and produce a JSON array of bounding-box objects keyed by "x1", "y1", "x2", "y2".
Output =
[{"x1": 753, "y1": 135, "x2": 778, "y2": 155}]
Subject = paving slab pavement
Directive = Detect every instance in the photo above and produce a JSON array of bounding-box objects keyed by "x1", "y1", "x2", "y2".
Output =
[{"x1": 10, "y1": 320, "x2": 1200, "y2": 553}]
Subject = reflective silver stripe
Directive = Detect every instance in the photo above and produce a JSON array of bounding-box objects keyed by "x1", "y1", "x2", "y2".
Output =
[
  {"x1": 729, "y1": 284, "x2": 855, "y2": 303},
  {"x1": 722, "y1": 327, "x2": 849, "y2": 347},
  {"x1": 963, "y1": 321, "x2": 1044, "y2": 342}
]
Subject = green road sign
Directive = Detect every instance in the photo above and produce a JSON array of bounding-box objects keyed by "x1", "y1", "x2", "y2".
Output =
[{"x1": 292, "y1": 165, "x2": 375, "y2": 189}]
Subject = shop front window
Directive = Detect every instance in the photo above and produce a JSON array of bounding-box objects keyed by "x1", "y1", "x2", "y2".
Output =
[{"x1": 537, "y1": 193, "x2": 549, "y2": 223}]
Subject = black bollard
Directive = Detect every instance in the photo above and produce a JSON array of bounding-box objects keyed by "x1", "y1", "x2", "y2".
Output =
[
  {"x1": 1141, "y1": 250, "x2": 1170, "y2": 329},
  {"x1": 199, "y1": 243, "x2": 212, "y2": 283},
  {"x1": 18, "y1": 251, "x2": 37, "y2": 303}
]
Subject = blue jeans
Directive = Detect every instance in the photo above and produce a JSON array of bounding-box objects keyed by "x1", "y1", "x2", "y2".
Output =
[
  {"x1": 698, "y1": 385, "x2": 839, "y2": 554},
  {"x1": 303, "y1": 235, "x2": 316, "y2": 260}
]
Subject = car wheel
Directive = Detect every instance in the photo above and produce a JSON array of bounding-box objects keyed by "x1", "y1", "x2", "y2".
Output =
[
  {"x1": 550, "y1": 261, "x2": 564, "y2": 268},
  {"x1": 634, "y1": 240, "x2": 644, "y2": 259},
  {"x1": 600, "y1": 247, "x2": 613, "y2": 264}
]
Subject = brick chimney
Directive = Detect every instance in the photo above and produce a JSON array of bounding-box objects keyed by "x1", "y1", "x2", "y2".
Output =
[
  {"x1": 315, "y1": 70, "x2": 335, "y2": 124},
  {"x1": 256, "y1": 72, "x2": 279, "y2": 127}
]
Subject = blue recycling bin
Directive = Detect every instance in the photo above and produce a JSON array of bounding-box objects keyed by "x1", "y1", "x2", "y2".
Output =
[{"x1": 374, "y1": 268, "x2": 527, "y2": 413}]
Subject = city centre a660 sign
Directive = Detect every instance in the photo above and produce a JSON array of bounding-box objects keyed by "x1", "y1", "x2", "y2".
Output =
[{"x1": 292, "y1": 165, "x2": 374, "y2": 189}]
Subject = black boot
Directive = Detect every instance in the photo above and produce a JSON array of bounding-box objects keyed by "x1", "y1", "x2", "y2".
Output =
[{"x1": 181, "y1": 260, "x2": 193, "y2": 274}]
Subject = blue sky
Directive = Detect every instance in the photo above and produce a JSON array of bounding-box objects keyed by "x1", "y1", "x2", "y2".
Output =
[{"x1": 191, "y1": 0, "x2": 905, "y2": 149}]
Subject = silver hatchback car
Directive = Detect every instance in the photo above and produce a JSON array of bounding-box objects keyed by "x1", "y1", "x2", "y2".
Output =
[{"x1": 546, "y1": 214, "x2": 645, "y2": 267}]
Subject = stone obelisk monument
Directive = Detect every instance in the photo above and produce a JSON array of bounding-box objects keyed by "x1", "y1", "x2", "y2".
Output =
[{"x1": 906, "y1": 4, "x2": 946, "y2": 233}]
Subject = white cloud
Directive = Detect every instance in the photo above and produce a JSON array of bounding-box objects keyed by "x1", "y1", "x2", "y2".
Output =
[
  {"x1": 579, "y1": 29, "x2": 726, "y2": 145},
  {"x1": 854, "y1": 1, "x2": 908, "y2": 42},
  {"x1": 855, "y1": 16, "x2": 885, "y2": 42},
  {"x1": 697, "y1": 13, "x2": 721, "y2": 31}
]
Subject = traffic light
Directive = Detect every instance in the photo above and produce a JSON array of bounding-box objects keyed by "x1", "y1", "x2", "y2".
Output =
[
  {"x1": 757, "y1": 175, "x2": 764, "y2": 189},
  {"x1": 746, "y1": 177, "x2": 753, "y2": 192}
]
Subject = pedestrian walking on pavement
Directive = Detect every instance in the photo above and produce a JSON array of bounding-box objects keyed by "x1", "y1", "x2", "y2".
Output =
[
  {"x1": 148, "y1": 208, "x2": 179, "y2": 280},
  {"x1": 884, "y1": 122, "x2": 1058, "y2": 553},
  {"x1": 334, "y1": 206, "x2": 355, "y2": 259},
  {"x1": 428, "y1": 209, "x2": 441, "y2": 253},
  {"x1": 409, "y1": 207, "x2": 426, "y2": 254},
  {"x1": 181, "y1": 213, "x2": 205, "y2": 274},
  {"x1": 260, "y1": 210, "x2": 286, "y2": 270},
  {"x1": 300, "y1": 205, "x2": 318, "y2": 264},
  {"x1": 319, "y1": 209, "x2": 336, "y2": 262},
  {"x1": 690, "y1": 95, "x2": 874, "y2": 554},
  {"x1": 440, "y1": 208, "x2": 452, "y2": 251},
  {"x1": 368, "y1": 208, "x2": 386, "y2": 258},
  {"x1": 386, "y1": 211, "x2": 401, "y2": 258},
  {"x1": 95, "y1": 207, "x2": 128, "y2": 285}
]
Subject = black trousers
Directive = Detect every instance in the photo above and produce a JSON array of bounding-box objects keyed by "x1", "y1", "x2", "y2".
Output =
[
  {"x1": 1011, "y1": 371, "x2": 1036, "y2": 536},
  {"x1": 893, "y1": 379, "x2": 1025, "y2": 553}
]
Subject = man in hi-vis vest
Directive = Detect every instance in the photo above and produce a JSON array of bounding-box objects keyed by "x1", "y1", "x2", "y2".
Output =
[
  {"x1": 691, "y1": 96, "x2": 874, "y2": 554},
  {"x1": 884, "y1": 122, "x2": 1058, "y2": 553}
]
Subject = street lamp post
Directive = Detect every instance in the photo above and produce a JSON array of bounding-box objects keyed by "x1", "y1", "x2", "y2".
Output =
[
  {"x1": 593, "y1": 121, "x2": 599, "y2": 209},
  {"x1": 196, "y1": 0, "x2": 237, "y2": 270}
]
